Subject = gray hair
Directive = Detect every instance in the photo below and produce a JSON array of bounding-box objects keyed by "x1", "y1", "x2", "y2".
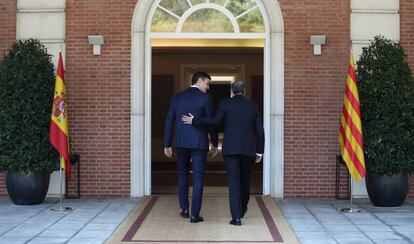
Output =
[{"x1": 231, "y1": 81, "x2": 246, "y2": 95}]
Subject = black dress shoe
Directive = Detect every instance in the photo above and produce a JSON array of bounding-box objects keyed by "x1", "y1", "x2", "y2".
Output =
[
  {"x1": 179, "y1": 209, "x2": 189, "y2": 218},
  {"x1": 190, "y1": 216, "x2": 204, "y2": 223},
  {"x1": 230, "y1": 218, "x2": 242, "y2": 226}
]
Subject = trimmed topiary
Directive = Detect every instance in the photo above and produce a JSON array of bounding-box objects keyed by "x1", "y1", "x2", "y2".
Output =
[
  {"x1": 357, "y1": 35, "x2": 414, "y2": 175},
  {"x1": 0, "y1": 39, "x2": 58, "y2": 173}
]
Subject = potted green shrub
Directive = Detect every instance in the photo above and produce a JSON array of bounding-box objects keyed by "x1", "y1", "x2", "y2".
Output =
[
  {"x1": 357, "y1": 35, "x2": 414, "y2": 207},
  {"x1": 0, "y1": 39, "x2": 58, "y2": 205}
]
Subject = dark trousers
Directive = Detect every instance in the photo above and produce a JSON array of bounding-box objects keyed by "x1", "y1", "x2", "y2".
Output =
[
  {"x1": 176, "y1": 148, "x2": 207, "y2": 218},
  {"x1": 223, "y1": 154, "x2": 255, "y2": 219}
]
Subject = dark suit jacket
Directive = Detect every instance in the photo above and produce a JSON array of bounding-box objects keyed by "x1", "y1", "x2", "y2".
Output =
[
  {"x1": 193, "y1": 95, "x2": 264, "y2": 158},
  {"x1": 164, "y1": 87, "x2": 218, "y2": 150}
]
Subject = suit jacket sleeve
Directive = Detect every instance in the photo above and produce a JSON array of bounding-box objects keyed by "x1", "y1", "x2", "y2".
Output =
[
  {"x1": 163, "y1": 97, "x2": 175, "y2": 147},
  {"x1": 205, "y1": 96, "x2": 218, "y2": 147},
  {"x1": 255, "y1": 106, "x2": 265, "y2": 154},
  {"x1": 193, "y1": 101, "x2": 225, "y2": 126}
]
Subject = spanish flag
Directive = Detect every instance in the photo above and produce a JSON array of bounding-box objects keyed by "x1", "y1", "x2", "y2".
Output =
[
  {"x1": 338, "y1": 53, "x2": 366, "y2": 181},
  {"x1": 49, "y1": 52, "x2": 71, "y2": 180}
]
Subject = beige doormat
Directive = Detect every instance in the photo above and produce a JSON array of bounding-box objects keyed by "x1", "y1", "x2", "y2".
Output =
[{"x1": 106, "y1": 195, "x2": 298, "y2": 244}]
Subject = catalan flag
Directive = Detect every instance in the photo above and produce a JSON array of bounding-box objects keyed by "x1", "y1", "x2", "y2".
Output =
[
  {"x1": 338, "y1": 53, "x2": 366, "y2": 181},
  {"x1": 49, "y1": 52, "x2": 71, "y2": 180}
]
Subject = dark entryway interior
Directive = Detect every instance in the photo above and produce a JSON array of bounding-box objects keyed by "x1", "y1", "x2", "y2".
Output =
[{"x1": 151, "y1": 46, "x2": 263, "y2": 194}]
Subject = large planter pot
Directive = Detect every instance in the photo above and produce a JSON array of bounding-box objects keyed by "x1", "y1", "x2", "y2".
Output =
[
  {"x1": 6, "y1": 171, "x2": 50, "y2": 205},
  {"x1": 366, "y1": 172, "x2": 410, "y2": 207}
]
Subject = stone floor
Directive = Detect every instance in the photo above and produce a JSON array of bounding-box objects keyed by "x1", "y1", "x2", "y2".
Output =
[
  {"x1": 0, "y1": 196, "x2": 413, "y2": 244},
  {"x1": 0, "y1": 197, "x2": 139, "y2": 244},
  {"x1": 277, "y1": 198, "x2": 414, "y2": 244}
]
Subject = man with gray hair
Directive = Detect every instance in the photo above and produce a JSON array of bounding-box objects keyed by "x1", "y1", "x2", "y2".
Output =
[{"x1": 182, "y1": 81, "x2": 265, "y2": 226}]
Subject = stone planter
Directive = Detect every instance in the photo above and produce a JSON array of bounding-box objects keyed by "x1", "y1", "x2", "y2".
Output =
[
  {"x1": 366, "y1": 172, "x2": 410, "y2": 207},
  {"x1": 6, "y1": 171, "x2": 50, "y2": 205}
]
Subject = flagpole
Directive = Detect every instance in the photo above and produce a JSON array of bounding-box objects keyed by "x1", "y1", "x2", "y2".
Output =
[
  {"x1": 348, "y1": 44, "x2": 360, "y2": 213},
  {"x1": 59, "y1": 165, "x2": 62, "y2": 206},
  {"x1": 338, "y1": 46, "x2": 363, "y2": 213},
  {"x1": 340, "y1": 173, "x2": 360, "y2": 213},
  {"x1": 51, "y1": 155, "x2": 72, "y2": 212},
  {"x1": 50, "y1": 51, "x2": 72, "y2": 212},
  {"x1": 350, "y1": 179, "x2": 353, "y2": 209}
]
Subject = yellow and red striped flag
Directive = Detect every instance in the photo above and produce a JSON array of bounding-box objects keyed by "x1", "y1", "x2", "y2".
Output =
[
  {"x1": 49, "y1": 52, "x2": 71, "y2": 180},
  {"x1": 338, "y1": 53, "x2": 366, "y2": 181}
]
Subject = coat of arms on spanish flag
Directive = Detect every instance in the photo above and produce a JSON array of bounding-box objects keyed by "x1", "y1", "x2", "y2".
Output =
[{"x1": 49, "y1": 52, "x2": 71, "y2": 180}]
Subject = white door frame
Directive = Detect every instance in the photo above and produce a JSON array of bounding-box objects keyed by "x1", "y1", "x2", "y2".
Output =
[{"x1": 130, "y1": 0, "x2": 284, "y2": 197}]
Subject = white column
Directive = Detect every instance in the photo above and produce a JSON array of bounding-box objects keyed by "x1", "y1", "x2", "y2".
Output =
[
  {"x1": 270, "y1": 32, "x2": 284, "y2": 198},
  {"x1": 131, "y1": 31, "x2": 146, "y2": 197},
  {"x1": 261, "y1": 0, "x2": 284, "y2": 198},
  {"x1": 131, "y1": 0, "x2": 155, "y2": 197},
  {"x1": 17, "y1": 0, "x2": 66, "y2": 68}
]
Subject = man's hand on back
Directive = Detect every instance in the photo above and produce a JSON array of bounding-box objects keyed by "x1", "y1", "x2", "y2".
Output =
[
  {"x1": 255, "y1": 154, "x2": 262, "y2": 163},
  {"x1": 210, "y1": 146, "x2": 218, "y2": 157},
  {"x1": 164, "y1": 147, "x2": 172, "y2": 158},
  {"x1": 181, "y1": 113, "x2": 194, "y2": 124}
]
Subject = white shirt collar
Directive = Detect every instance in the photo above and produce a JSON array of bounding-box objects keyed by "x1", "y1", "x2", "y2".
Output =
[{"x1": 191, "y1": 85, "x2": 202, "y2": 91}]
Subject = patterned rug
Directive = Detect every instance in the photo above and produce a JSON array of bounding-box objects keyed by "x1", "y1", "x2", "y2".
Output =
[{"x1": 106, "y1": 195, "x2": 298, "y2": 244}]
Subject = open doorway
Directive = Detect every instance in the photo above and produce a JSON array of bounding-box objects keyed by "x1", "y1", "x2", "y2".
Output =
[
  {"x1": 131, "y1": 0, "x2": 284, "y2": 197},
  {"x1": 151, "y1": 45, "x2": 264, "y2": 194}
]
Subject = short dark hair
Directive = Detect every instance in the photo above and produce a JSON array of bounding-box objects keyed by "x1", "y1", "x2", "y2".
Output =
[
  {"x1": 231, "y1": 81, "x2": 246, "y2": 95},
  {"x1": 191, "y1": 71, "x2": 211, "y2": 85}
]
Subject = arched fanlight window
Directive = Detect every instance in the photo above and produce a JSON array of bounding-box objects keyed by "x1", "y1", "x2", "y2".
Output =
[{"x1": 151, "y1": 0, "x2": 265, "y2": 33}]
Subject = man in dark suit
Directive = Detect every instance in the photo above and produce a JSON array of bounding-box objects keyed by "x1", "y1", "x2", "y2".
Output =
[
  {"x1": 164, "y1": 71, "x2": 218, "y2": 223},
  {"x1": 181, "y1": 81, "x2": 264, "y2": 226}
]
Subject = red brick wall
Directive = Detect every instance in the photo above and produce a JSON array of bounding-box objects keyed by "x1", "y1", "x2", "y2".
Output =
[
  {"x1": 65, "y1": 0, "x2": 136, "y2": 196},
  {"x1": 279, "y1": 0, "x2": 350, "y2": 197},
  {"x1": 1, "y1": 0, "x2": 352, "y2": 198},
  {"x1": 0, "y1": 1, "x2": 15, "y2": 56},
  {"x1": 0, "y1": 0, "x2": 16, "y2": 196},
  {"x1": 67, "y1": 0, "x2": 330, "y2": 198},
  {"x1": 400, "y1": 0, "x2": 414, "y2": 197},
  {"x1": 1, "y1": 0, "x2": 412, "y2": 198}
]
